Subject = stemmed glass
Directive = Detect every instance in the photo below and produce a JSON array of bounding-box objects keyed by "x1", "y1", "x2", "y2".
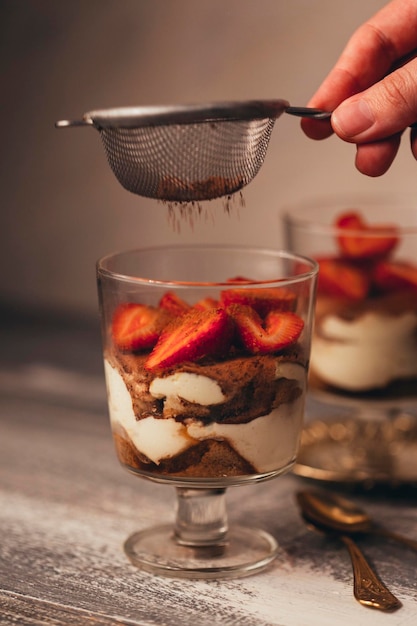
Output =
[
  {"x1": 284, "y1": 197, "x2": 417, "y2": 486},
  {"x1": 97, "y1": 245, "x2": 317, "y2": 578}
]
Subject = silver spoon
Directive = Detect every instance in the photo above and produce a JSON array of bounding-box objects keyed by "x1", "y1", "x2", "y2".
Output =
[
  {"x1": 297, "y1": 491, "x2": 402, "y2": 611},
  {"x1": 297, "y1": 490, "x2": 417, "y2": 552}
]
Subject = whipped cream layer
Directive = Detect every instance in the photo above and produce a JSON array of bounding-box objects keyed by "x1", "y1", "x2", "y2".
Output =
[
  {"x1": 311, "y1": 310, "x2": 417, "y2": 391},
  {"x1": 104, "y1": 359, "x2": 305, "y2": 473},
  {"x1": 150, "y1": 372, "x2": 226, "y2": 405}
]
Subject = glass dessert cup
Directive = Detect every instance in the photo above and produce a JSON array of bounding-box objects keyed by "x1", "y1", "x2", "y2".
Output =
[
  {"x1": 97, "y1": 245, "x2": 318, "y2": 578},
  {"x1": 283, "y1": 196, "x2": 417, "y2": 487}
]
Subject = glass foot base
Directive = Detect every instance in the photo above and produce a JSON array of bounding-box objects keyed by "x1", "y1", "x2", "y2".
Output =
[{"x1": 124, "y1": 524, "x2": 278, "y2": 579}]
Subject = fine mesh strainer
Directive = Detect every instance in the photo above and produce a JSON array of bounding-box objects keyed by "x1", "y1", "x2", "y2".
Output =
[{"x1": 55, "y1": 100, "x2": 330, "y2": 202}]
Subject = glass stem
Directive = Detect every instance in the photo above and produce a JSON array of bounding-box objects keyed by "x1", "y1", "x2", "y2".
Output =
[{"x1": 174, "y1": 488, "x2": 229, "y2": 547}]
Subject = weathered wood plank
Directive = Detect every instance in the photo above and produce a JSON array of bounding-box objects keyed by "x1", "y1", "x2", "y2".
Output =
[{"x1": 0, "y1": 591, "x2": 140, "y2": 625}]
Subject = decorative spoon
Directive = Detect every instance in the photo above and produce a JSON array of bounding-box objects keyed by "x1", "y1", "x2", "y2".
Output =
[
  {"x1": 297, "y1": 490, "x2": 417, "y2": 552},
  {"x1": 297, "y1": 491, "x2": 402, "y2": 611}
]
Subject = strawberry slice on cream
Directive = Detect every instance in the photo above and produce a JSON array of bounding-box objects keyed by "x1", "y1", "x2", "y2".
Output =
[{"x1": 336, "y1": 211, "x2": 399, "y2": 260}]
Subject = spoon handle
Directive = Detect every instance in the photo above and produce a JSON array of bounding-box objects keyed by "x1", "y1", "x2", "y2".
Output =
[
  {"x1": 340, "y1": 535, "x2": 401, "y2": 611},
  {"x1": 375, "y1": 527, "x2": 417, "y2": 552}
]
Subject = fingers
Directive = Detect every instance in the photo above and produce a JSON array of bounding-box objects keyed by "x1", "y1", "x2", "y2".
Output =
[
  {"x1": 302, "y1": 59, "x2": 417, "y2": 176},
  {"x1": 354, "y1": 134, "x2": 402, "y2": 176},
  {"x1": 301, "y1": 0, "x2": 417, "y2": 174},
  {"x1": 301, "y1": 14, "x2": 405, "y2": 140},
  {"x1": 301, "y1": 67, "x2": 362, "y2": 140},
  {"x1": 331, "y1": 59, "x2": 417, "y2": 142}
]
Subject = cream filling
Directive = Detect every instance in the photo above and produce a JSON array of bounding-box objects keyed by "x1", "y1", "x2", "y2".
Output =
[
  {"x1": 104, "y1": 360, "x2": 306, "y2": 472},
  {"x1": 311, "y1": 311, "x2": 417, "y2": 391},
  {"x1": 150, "y1": 372, "x2": 226, "y2": 405}
]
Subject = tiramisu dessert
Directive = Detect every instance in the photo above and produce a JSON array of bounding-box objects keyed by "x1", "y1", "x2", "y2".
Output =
[
  {"x1": 104, "y1": 285, "x2": 309, "y2": 479},
  {"x1": 310, "y1": 210, "x2": 417, "y2": 396}
]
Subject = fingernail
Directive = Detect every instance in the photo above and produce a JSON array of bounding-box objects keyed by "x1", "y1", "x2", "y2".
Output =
[{"x1": 332, "y1": 99, "x2": 375, "y2": 138}]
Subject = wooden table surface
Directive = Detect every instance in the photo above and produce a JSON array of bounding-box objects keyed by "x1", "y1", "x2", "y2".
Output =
[{"x1": 1, "y1": 311, "x2": 416, "y2": 625}]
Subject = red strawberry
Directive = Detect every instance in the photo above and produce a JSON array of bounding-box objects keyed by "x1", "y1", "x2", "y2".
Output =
[
  {"x1": 193, "y1": 297, "x2": 220, "y2": 310},
  {"x1": 220, "y1": 286, "x2": 296, "y2": 316},
  {"x1": 159, "y1": 291, "x2": 191, "y2": 316},
  {"x1": 372, "y1": 260, "x2": 417, "y2": 293},
  {"x1": 336, "y1": 211, "x2": 398, "y2": 260},
  {"x1": 336, "y1": 211, "x2": 363, "y2": 231},
  {"x1": 112, "y1": 303, "x2": 171, "y2": 352},
  {"x1": 317, "y1": 257, "x2": 369, "y2": 300},
  {"x1": 228, "y1": 304, "x2": 304, "y2": 354},
  {"x1": 145, "y1": 307, "x2": 233, "y2": 371},
  {"x1": 227, "y1": 276, "x2": 253, "y2": 283}
]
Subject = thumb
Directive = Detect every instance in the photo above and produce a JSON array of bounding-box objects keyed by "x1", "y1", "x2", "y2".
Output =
[{"x1": 331, "y1": 60, "x2": 417, "y2": 143}]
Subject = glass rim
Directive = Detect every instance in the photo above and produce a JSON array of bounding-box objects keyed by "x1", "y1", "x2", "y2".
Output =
[
  {"x1": 282, "y1": 193, "x2": 417, "y2": 236},
  {"x1": 96, "y1": 244, "x2": 319, "y2": 287},
  {"x1": 283, "y1": 215, "x2": 417, "y2": 237}
]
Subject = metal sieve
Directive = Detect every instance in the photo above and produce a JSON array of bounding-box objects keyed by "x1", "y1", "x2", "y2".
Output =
[{"x1": 55, "y1": 100, "x2": 330, "y2": 202}]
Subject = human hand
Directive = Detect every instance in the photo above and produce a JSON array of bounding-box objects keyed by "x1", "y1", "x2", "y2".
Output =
[{"x1": 302, "y1": 0, "x2": 417, "y2": 176}]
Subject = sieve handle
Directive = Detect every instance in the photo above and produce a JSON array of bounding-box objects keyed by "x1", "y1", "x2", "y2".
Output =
[
  {"x1": 55, "y1": 119, "x2": 94, "y2": 128},
  {"x1": 285, "y1": 106, "x2": 331, "y2": 120}
]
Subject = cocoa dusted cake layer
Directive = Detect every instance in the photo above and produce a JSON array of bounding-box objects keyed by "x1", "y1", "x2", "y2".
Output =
[
  {"x1": 108, "y1": 347, "x2": 304, "y2": 425},
  {"x1": 113, "y1": 433, "x2": 256, "y2": 477}
]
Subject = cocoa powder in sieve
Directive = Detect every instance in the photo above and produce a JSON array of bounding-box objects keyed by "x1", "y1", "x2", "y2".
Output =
[{"x1": 157, "y1": 175, "x2": 244, "y2": 202}]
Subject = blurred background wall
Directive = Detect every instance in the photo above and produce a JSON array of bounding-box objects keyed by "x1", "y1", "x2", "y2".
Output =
[{"x1": 1, "y1": 0, "x2": 416, "y2": 319}]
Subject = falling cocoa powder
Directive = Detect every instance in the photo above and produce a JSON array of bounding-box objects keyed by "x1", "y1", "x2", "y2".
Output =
[
  {"x1": 163, "y1": 192, "x2": 245, "y2": 233},
  {"x1": 156, "y1": 174, "x2": 245, "y2": 231}
]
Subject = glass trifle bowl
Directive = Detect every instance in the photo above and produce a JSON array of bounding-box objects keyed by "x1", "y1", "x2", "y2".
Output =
[
  {"x1": 283, "y1": 197, "x2": 417, "y2": 487},
  {"x1": 97, "y1": 245, "x2": 318, "y2": 578}
]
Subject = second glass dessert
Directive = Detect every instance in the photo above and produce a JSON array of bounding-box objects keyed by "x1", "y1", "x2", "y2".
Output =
[
  {"x1": 97, "y1": 245, "x2": 317, "y2": 578},
  {"x1": 284, "y1": 196, "x2": 417, "y2": 486}
]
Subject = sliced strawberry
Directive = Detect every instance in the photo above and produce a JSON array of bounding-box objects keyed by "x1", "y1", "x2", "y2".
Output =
[
  {"x1": 220, "y1": 286, "x2": 296, "y2": 316},
  {"x1": 336, "y1": 211, "x2": 363, "y2": 231},
  {"x1": 228, "y1": 304, "x2": 304, "y2": 355},
  {"x1": 112, "y1": 303, "x2": 171, "y2": 352},
  {"x1": 336, "y1": 211, "x2": 398, "y2": 260},
  {"x1": 145, "y1": 307, "x2": 233, "y2": 371},
  {"x1": 193, "y1": 297, "x2": 220, "y2": 310},
  {"x1": 372, "y1": 260, "x2": 417, "y2": 293},
  {"x1": 317, "y1": 257, "x2": 369, "y2": 300},
  {"x1": 227, "y1": 276, "x2": 253, "y2": 283},
  {"x1": 159, "y1": 291, "x2": 191, "y2": 316}
]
